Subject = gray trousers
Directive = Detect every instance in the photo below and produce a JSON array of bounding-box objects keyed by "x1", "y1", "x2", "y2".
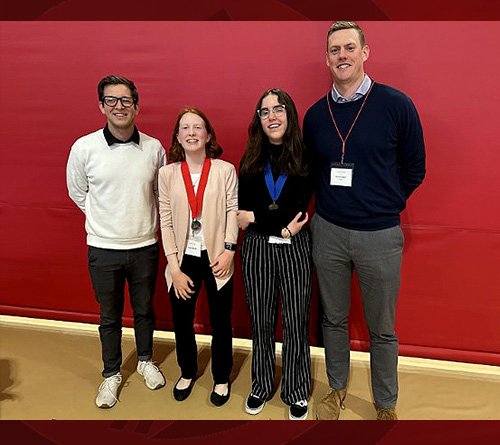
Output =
[{"x1": 311, "y1": 214, "x2": 403, "y2": 409}]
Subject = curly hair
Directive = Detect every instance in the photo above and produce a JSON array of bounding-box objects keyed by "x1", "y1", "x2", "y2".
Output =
[
  {"x1": 239, "y1": 88, "x2": 308, "y2": 179},
  {"x1": 168, "y1": 107, "x2": 223, "y2": 162}
]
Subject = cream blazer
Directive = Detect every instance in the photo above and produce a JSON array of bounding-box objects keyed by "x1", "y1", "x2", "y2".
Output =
[{"x1": 158, "y1": 159, "x2": 239, "y2": 291}]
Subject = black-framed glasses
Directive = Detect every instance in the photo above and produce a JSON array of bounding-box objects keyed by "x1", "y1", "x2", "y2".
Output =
[
  {"x1": 257, "y1": 104, "x2": 286, "y2": 119},
  {"x1": 102, "y1": 96, "x2": 135, "y2": 108}
]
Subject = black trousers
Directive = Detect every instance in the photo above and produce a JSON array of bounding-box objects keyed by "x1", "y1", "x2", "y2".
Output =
[
  {"x1": 169, "y1": 250, "x2": 233, "y2": 384},
  {"x1": 241, "y1": 228, "x2": 312, "y2": 405},
  {"x1": 88, "y1": 243, "x2": 159, "y2": 378}
]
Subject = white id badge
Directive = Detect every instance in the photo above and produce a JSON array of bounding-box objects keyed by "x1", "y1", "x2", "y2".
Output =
[
  {"x1": 185, "y1": 239, "x2": 202, "y2": 257},
  {"x1": 330, "y1": 162, "x2": 354, "y2": 187},
  {"x1": 268, "y1": 236, "x2": 292, "y2": 245}
]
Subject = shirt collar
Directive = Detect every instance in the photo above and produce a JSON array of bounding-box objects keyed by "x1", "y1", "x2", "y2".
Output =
[
  {"x1": 331, "y1": 74, "x2": 372, "y2": 103},
  {"x1": 103, "y1": 124, "x2": 140, "y2": 146}
]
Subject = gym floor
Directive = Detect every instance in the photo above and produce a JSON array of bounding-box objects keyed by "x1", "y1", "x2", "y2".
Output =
[{"x1": 1, "y1": 316, "x2": 499, "y2": 420}]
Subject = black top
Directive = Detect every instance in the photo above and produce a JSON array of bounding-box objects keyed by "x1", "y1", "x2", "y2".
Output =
[{"x1": 238, "y1": 141, "x2": 313, "y2": 237}]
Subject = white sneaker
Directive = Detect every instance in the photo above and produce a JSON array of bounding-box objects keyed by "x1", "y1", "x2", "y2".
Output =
[
  {"x1": 137, "y1": 360, "x2": 165, "y2": 390},
  {"x1": 96, "y1": 373, "x2": 122, "y2": 409}
]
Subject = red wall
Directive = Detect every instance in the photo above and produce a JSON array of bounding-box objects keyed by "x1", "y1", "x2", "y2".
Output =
[{"x1": 1, "y1": 22, "x2": 499, "y2": 365}]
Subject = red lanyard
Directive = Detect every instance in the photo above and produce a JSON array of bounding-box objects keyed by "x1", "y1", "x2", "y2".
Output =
[
  {"x1": 180, "y1": 157, "x2": 211, "y2": 220},
  {"x1": 326, "y1": 81, "x2": 374, "y2": 164}
]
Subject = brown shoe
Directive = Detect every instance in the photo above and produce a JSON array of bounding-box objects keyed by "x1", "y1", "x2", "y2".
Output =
[
  {"x1": 316, "y1": 388, "x2": 347, "y2": 420},
  {"x1": 376, "y1": 407, "x2": 398, "y2": 420}
]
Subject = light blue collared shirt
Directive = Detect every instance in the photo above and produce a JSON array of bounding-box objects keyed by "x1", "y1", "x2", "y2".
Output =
[{"x1": 331, "y1": 74, "x2": 372, "y2": 103}]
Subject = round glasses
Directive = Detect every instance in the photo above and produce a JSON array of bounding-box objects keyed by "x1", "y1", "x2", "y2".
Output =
[
  {"x1": 257, "y1": 104, "x2": 286, "y2": 119},
  {"x1": 102, "y1": 96, "x2": 135, "y2": 108}
]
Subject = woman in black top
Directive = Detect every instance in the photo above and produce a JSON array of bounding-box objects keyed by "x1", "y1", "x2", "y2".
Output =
[{"x1": 237, "y1": 88, "x2": 313, "y2": 420}]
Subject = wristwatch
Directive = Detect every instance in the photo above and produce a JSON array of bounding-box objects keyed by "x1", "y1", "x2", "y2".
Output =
[{"x1": 224, "y1": 243, "x2": 237, "y2": 251}]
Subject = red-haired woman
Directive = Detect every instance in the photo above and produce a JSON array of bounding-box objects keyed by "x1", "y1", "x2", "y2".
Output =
[{"x1": 158, "y1": 108, "x2": 238, "y2": 407}]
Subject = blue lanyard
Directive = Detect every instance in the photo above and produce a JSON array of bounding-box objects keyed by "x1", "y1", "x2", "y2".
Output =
[{"x1": 264, "y1": 162, "x2": 287, "y2": 205}]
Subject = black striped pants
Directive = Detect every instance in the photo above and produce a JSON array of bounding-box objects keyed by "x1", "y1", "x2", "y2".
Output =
[{"x1": 241, "y1": 228, "x2": 312, "y2": 405}]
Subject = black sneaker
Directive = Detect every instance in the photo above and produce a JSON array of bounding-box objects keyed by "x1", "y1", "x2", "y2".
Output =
[
  {"x1": 245, "y1": 394, "x2": 265, "y2": 415},
  {"x1": 289, "y1": 400, "x2": 308, "y2": 420}
]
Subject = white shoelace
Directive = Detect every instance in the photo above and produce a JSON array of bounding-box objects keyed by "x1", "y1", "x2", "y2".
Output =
[
  {"x1": 99, "y1": 374, "x2": 122, "y2": 403},
  {"x1": 141, "y1": 361, "x2": 161, "y2": 377}
]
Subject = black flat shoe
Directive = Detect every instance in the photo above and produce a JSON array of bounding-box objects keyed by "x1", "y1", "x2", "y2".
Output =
[
  {"x1": 173, "y1": 377, "x2": 194, "y2": 401},
  {"x1": 210, "y1": 382, "x2": 231, "y2": 407}
]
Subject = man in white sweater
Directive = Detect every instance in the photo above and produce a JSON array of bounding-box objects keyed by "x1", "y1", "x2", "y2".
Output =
[{"x1": 67, "y1": 75, "x2": 167, "y2": 408}]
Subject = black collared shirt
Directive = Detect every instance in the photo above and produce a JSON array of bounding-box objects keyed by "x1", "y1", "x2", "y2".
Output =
[{"x1": 103, "y1": 124, "x2": 140, "y2": 146}]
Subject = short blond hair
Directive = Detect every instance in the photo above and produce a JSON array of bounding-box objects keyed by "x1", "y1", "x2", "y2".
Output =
[{"x1": 327, "y1": 21, "x2": 365, "y2": 49}]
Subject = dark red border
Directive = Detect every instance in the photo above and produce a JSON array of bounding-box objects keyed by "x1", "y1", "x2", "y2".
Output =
[
  {"x1": 0, "y1": 420, "x2": 498, "y2": 443},
  {"x1": 2, "y1": 0, "x2": 500, "y2": 20}
]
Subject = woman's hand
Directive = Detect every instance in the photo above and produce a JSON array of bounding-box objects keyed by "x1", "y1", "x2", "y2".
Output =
[
  {"x1": 236, "y1": 210, "x2": 255, "y2": 230},
  {"x1": 286, "y1": 211, "x2": 309, "y2": 236},
  {"x1": 170, "y1": 268, "x2": 195, "y2": 300},
  {"x1": 211, "y1": 250, "x2": 235, "y2": 278}
]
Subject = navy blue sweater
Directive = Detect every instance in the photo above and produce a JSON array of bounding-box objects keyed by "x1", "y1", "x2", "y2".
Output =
[{"x1": 303, "y1": 82, "x2": 426, "y2": 230}]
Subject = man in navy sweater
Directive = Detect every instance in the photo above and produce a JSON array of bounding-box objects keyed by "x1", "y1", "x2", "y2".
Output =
[{"x1": 303, "y1": 21, "x2": 426, "y2": 420}]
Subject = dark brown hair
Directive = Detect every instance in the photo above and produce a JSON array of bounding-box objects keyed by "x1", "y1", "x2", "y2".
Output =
[
  {"x1": 327, "y1": 21, "x2": 366, "y2": 49},
  {"x1": 239, "y1": 88, "x2": 308, "y2": 178},
  {"x1": 97, "y1": 75, "x2": 139, "y2": 106},
  {"x1": 168, "y1": 107, "x2": 223, "y2": 162}
]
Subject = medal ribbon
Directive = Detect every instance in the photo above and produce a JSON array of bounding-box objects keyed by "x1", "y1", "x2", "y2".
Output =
[
  {"x1": 181, "y1": 157, "x2": 211, "y2": 220},
  {"x1": 326, "y1": 81, "x2": 374, "y2": 164},
  {"x1": 264, "y1": 162, "x2": 287, "y2": 205}
]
